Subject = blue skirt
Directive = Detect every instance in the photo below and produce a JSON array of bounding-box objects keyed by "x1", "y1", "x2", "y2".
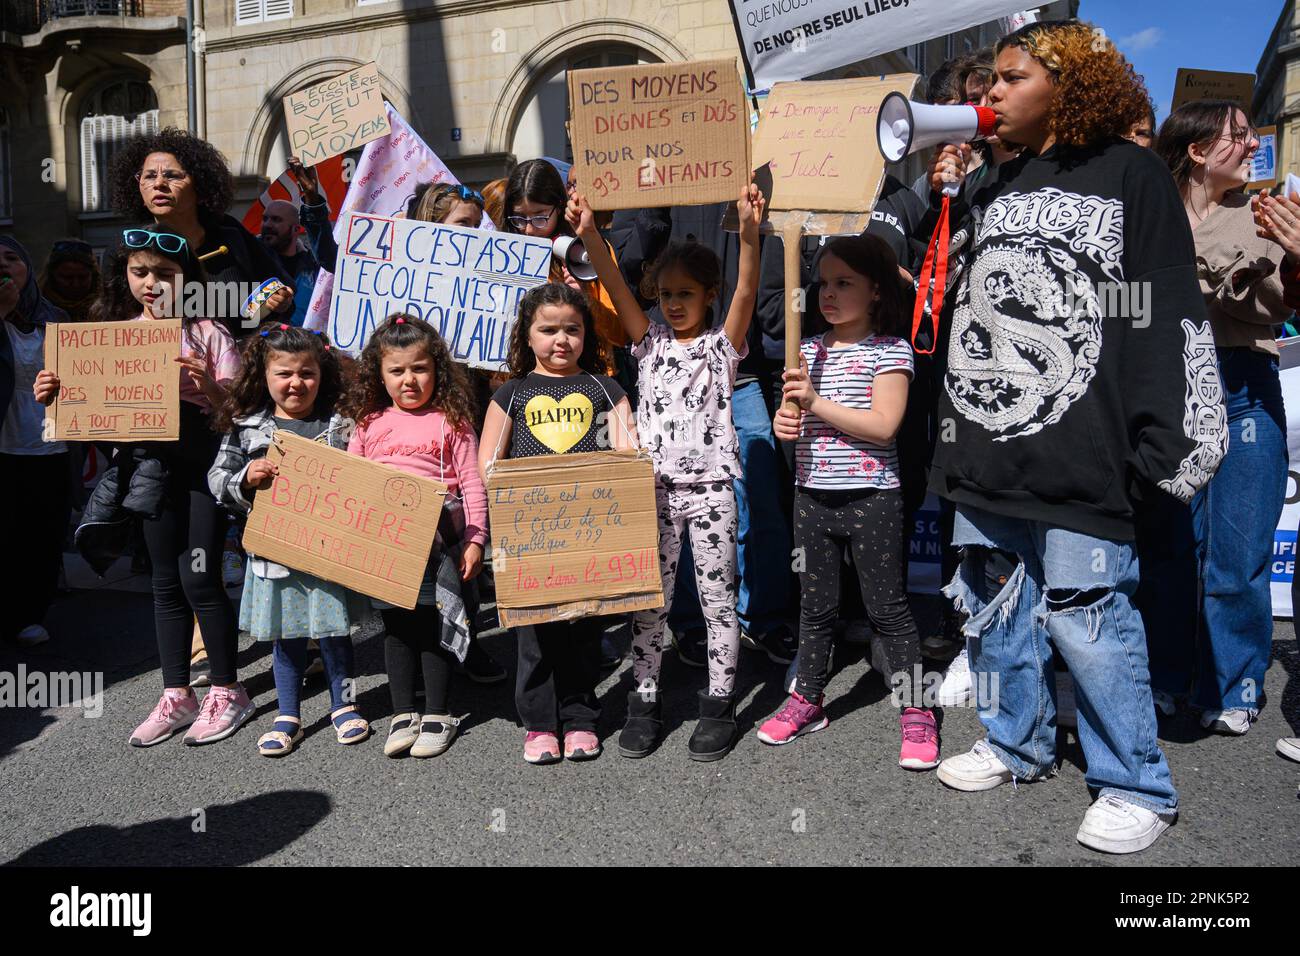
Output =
[{"x1": 238, "y1": 565, "x2": 373, "y2": 642}]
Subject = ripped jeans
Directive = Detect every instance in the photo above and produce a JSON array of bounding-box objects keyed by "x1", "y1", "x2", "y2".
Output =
[{"x1": 946, "y1": 504, "x2": 1177, "y2": 814}]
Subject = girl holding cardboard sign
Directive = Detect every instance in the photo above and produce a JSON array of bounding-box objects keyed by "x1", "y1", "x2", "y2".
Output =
[{"x1": 566, "y1": 182, "x2": 764, "y2": 762}]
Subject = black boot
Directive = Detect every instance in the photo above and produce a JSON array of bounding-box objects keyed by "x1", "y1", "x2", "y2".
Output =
[
  {"x1": 618, "y1": 690, "x2": 662, "y2": 758},
  {"x1": 688, "y1": 690, "x2": 737, "y2": 762}
]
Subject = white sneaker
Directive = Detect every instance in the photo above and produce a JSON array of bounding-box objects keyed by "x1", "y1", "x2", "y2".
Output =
[
  {"x1": 1055, "y1": 670, "x2": 1076, "y2": 728},
  {"x1": 937, "y1": 648, "x2": 972, "y2": 706},
  {"x1": 410, "y1": 714, "x2": 460, "y2": 758},
  {"x1": 1277, "y1": 737, "x2": 1300, "y2": 763},
  {"x1": 15, "y1": 625, "x2": 50, "y2": 646},
  {"x1": 1076, "y1": 794, "x2": 1174, "y2": 854},
  {"x1": 936, "y1": 739, "x2": 1013, "y2": 791},
  {"x1": 1152, "y1": 690, "x2": 1176, "y2": 718},
  {"x1": 1200, "y1": 708, "x2": 1252, "y2": 736}
]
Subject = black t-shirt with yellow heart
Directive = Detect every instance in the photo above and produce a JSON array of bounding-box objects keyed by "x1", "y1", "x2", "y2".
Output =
[{"x1": 489, "y1": 371, "x2": 628, "y2": 459}]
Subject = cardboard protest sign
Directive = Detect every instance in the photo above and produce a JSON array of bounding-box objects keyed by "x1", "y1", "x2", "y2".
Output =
[
  {"x1": 1251, "y1": 125, "x2": 1277, "y2": 184},
  {"x1": 486, "y1": 450, "x2": 663, "y2": 626},
  {"x1": 283, "y1": 63, "x2": 390, "y2": 167},
  {"x1": 729, "y1": 0, "x2": 1028, "y2": 89},
  {"x1": 1171, "y1": 69, "x2": 1256, "y2": 112},
  {"x1": 567, "y1": 59, "x2": 751, "y2": 210},
  {"x1": 327, "y1": 211, "x2": 552, "y2": 368},
  {"x1": 43, "y1": 320, "x2": 181, "y2": 442},
  {"x1": 242, "y1": 432, "x2": 446, "y2": 609},
  {"x1": 751, "y1": 75, "x2": 918, "y2": 213}
]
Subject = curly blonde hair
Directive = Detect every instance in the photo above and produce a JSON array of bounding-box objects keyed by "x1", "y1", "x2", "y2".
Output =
[{"x1": 997, "y1": 19, "x2": 1151, "y2": 149}]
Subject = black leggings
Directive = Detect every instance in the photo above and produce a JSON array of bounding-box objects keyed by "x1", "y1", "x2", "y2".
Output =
[
  {"x1": 143, "y1": 419, "x2": 236, "y2": 689},
  {"x1": 382, "y1": 606, "x2": 454, "y2": 715},
  {"x1": 794, "y1": 486, "x2": 922, "y2": 704}
]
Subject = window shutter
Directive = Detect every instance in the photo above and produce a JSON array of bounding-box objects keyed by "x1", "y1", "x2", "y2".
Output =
[
  {"x1": 264, "y1": 0, "x2": 292, "y2": 21},
  {"x1": 80, "y1": 109, "x2": 159, "y2": 212},
  {"x1": 236, "y1": 0, "x2": 263, "y2": 25}
]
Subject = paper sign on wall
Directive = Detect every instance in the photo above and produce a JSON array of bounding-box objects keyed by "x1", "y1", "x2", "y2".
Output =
[
  {"x1": 242, "y1": 432, "x2": 447, "y2": 609},
  {"x1": 43, "y1": 320, "x2": 181, "y2": 442},
  {"x1": 1171, "y1": 68, "x2": 1256, "y2": 113},
  {"x1": 1252, "y1": 125, "x2": 1277, "y2": 184},
  {"x1": 283, "y1": 63, "x2": 391, "y2": 167},
  {"x1": 487, "y1": 450, "x2": 664, "y2": 626},
  {"x1": 752, "y1": 75, "x2": 918, "y2": 213},
  {"x1": 328, "y1": 211, "x2": 552, "y2": 368},
  {"x1": 567, "y1": 59, "x2": 751, "y2": 210}
]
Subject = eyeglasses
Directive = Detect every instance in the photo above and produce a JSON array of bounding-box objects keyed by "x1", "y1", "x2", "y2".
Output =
[
  {"x1": 447, "y1": 184, "x2": 484, "y2": 204},
  {"x1": 507, "y1": 208, "x2": 555, "y2": 229},
  {"x1": 136, "y1": 169, "x2": 189, "y2": 186},
  {"x1": 123, "y1": 229, "x2": 188, "y2": 255}
]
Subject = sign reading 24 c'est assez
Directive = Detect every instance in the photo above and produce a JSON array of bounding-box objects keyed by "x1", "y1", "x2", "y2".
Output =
[{"x1": 328, "y1": 211, "x2": 553, "y2": 370}]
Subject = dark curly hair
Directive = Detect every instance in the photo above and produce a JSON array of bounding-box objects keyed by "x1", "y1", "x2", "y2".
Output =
[
  {"x1": 339, "y1": 314, "x2": 475, "y2": 430},
  {"x1": 212, "y1": 323, "x2": 345, "y2": 432},
  {"x1": 996, "y1": 19, "x2": 1151, "y2": 150},
  {"x1": 819, "y1": 234, "x2": 905, "y2": 339},
  {"x1": 88, "y1": 224, "x2": 207, "y2": 327},
  {"x1": 639, "y1": 239, "x2": 722, "y2": 305},
  {"x1": 507, "y1": 282, "x2": 608, "y2": 378},
  {"x1": 108, "y1": 127, "x2": 235, "y2": 223}
]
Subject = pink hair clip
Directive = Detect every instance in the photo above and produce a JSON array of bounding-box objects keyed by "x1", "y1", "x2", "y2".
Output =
[
  {"x1": 395, "y1": 317, "x2": 406, "y2": 325},
  {"x1": 279, "y1": 324, "x2": 289, "y2": 331}
]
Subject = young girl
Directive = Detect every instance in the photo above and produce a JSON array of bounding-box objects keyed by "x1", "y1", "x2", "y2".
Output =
[
  {"x1": 567, "y1": 184, "x2": 763, "y2": 761},
  {"x1": 208, "y1": 323, "x2": 370, "y2": 755},
  {"x1": 478, "y1": 282, "x2": 638, "y2": 764},
  {"x1": 758, "y1": 235, "x2": 939, "y2": 770},
  {"x1": 35, "y1": 224, "x2": 251, "y2": 746},
  {"x1": 409, "y1": 182, "x2": 486, "y2": 227},
  {"x1": 342, "y1": 314, "x2": 487, "y2": 758}
]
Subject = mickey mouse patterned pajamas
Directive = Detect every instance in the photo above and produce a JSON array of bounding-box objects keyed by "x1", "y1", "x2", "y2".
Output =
[{"x1": 632, "y1": 480, "x2": 740, "y2": 697}]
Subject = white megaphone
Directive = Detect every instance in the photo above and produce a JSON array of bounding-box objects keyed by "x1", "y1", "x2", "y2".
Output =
[
  {"x1": 552, "y1": 235, "x2": 598, "y2": 282},
  {"x1": 876, "y1": 91, "x2": 998, "y2": 196}
]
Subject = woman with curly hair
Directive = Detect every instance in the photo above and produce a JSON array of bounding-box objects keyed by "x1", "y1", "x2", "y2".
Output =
[
  {"x1": 342, "y1": 314, "x2": 487, "y2": 758},
  {"x1": 109, "y1": 128, "x2": 293, "y2": 335},
  {"x1": 918, "y1": 19, "x2": 1227, "y2": 854}
]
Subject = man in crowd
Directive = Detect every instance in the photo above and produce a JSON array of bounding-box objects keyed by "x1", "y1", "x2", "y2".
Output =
[{"x1": 258, "y1": 199, "x2": 319, "y2": 327}]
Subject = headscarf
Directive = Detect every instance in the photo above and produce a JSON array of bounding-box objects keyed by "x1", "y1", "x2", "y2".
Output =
[
  {"x1": 1, "y1": 234, "x2": 68, "y2": 429},
  {"x1": 39, "y1": 238, "x2": 101, "y2": 323}
]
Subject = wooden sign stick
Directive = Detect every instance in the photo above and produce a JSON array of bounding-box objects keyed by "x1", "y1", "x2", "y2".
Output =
[{"x1": 782, "y1": 211, "x2": 811, "y2": 417}]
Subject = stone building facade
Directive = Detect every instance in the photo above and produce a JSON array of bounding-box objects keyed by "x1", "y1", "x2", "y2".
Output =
[{"x1": 1255, "y1": 0, "x2": 1300, "y2": 189}]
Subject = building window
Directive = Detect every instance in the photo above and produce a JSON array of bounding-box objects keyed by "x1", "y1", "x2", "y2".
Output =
[
  {"x1": 0, "y1": 107, "x2": 10, "y2": 222},
  {"x1": 236, "y1": 0, "x2": 292, "y2": 25},
  {"x1": 79, "y1": 79, "x2": 159, "y2": 213},
  {"x1": 906, "y1": 42, "x2": 926, "y2": 75}
]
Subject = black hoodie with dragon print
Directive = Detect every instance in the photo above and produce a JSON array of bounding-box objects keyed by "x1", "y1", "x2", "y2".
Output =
[{"x1": 922, "y1": 136, "x2": 1227, "y2": 541}]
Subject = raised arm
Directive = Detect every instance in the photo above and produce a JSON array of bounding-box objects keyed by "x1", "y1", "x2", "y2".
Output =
[
  {"x1": 724, "y1": 182, "x2": 765, "y2": 352},
  {"x1": 567, "y1": 193, "x2": 650, "y2": 343}
]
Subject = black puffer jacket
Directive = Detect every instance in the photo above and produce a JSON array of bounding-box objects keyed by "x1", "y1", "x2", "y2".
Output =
[{"x1": 74, "y1": 449, "x2": 168, "y2": 575}]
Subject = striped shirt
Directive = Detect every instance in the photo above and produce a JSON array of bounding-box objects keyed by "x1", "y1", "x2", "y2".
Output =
[{"x1": 795, "y1": 332, "x2": 913, "y2": 490}]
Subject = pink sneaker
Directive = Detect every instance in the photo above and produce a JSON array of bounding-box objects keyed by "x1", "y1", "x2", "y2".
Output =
[
  {"x1": 129, "y1": 688, "x2": 199, "y2": 747},
  {"x1": 563, "y1": 729, "x2": 601, "y2": 761},
  {"x1": 757, "y1": 692, "x2": 828, "y2": 745},
  {"x1": 183, "y1": 684, "x2": 255, "y2": 746},
  {"x1": 524, "y1": 731, "x2": 562, "y2": 765},
  {"x1": 899, "y1": 707, "x2": 940, "y2": 770}
]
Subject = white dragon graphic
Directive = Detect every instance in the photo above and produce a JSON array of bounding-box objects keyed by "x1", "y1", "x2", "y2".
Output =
[{"x1": 946, "y1": 236, "x2": 1104, "y2": 440}]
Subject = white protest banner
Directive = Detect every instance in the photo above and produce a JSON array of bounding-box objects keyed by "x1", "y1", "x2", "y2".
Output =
[
  {"x1": 1271, "y1": 336, "x2": 1300, "y2": 617},
  {"x1": 329, "y1": 211, "x2": 551, "y2": 368},
  {"x1": 304, "y1": 103, "x2": 491, "y2": 334},
  {"x1": 729, "y1": 0, "x2": 1029, "y2": 89}
]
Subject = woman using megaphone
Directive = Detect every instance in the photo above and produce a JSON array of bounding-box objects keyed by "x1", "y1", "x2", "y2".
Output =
[{"x1": 916, "y1": 19, "x2": 1227, "y2": 855}]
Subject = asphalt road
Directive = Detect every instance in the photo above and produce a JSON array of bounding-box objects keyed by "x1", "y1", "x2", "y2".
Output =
[{"x1": 1, "y1": 574, "x2": 1297, "y2": 867}]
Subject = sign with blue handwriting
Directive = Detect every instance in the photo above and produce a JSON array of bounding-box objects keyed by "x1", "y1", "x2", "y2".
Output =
[{"x1": 328, "y1": 211, "x2": 553, "y2": 369}]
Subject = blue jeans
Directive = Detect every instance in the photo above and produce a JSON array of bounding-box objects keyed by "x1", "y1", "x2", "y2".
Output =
[
  {"x1": 1189, "y1": 349, "x2": 1286, "y2": 714},
  {"x1": 946, "y1": 503, "x2": 1178, "y2": 813},
  {"x1": 669, "y1": 380, "x2": 793, "y2": 635}
]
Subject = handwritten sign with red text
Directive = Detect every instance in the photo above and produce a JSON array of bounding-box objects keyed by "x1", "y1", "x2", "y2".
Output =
[
  {"x1": 752, "y1": 75, "x2": 917, "y2": 212},
  {"x1": 283, "y1": 62, "x2": 391, "y2": 167},
  {"x1": 487, "y1": 450, "x2": 663, "y2": 626},
  {"x1": 567, "y1": 58, "x2": 751, "y2": 210},
  {"x1": 242, "y1": 432, "x2": 447, "y2": 609},
  {"x1": 43, "y1": 319, "x2": 181, "y2": 442}
]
